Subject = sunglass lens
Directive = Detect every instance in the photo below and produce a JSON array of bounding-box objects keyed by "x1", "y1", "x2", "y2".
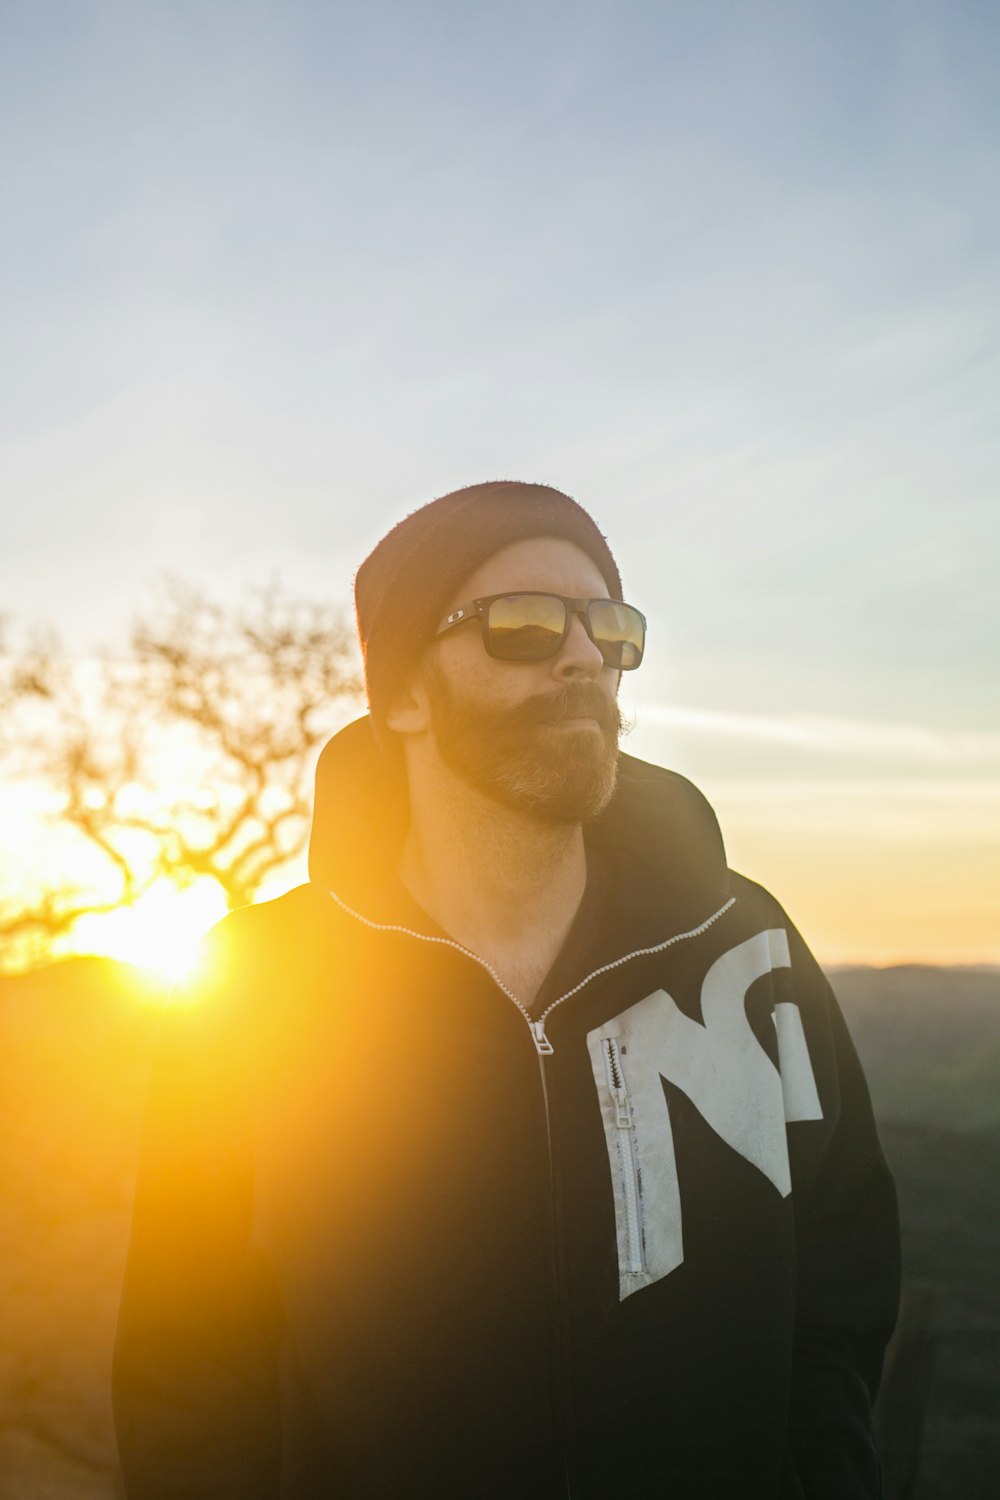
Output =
[
  {"x1": 589, "y1": 601, "x2": 645, "y2": 669},
  {"x1": 487, "y1": 595, "x2": 567, "y2": 660}
]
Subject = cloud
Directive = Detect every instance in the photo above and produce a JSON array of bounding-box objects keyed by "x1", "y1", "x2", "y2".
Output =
[{"x1": 633, "y1": 704, "x2": 1000, "y2": 769}]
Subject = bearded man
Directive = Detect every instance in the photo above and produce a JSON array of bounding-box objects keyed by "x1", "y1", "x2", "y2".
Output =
[{"x1": 113, "y1": 481, "x2": 900, "y2": 1498}]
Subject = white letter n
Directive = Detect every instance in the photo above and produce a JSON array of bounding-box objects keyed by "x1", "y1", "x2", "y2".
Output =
[{"x1": 587, "y1": 930, "x2": 823, "y2": 1298}]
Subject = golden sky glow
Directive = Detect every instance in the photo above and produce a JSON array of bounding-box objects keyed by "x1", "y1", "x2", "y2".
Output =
[
  {"x1": 621, "y1": 706, "x2": 1000, "y2": 968},
  {"x1": 2, "y1": 706, "x2": 996, "y2": 971}
]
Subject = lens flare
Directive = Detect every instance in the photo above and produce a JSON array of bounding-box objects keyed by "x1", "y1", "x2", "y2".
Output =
[{"x1": 65, "y1": 879, "x2": 229, "y2": 987}]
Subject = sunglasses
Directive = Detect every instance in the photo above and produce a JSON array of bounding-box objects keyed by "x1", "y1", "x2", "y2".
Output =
[{"x1": 435, "y1": 593, "x2": 646, "y2": 669}]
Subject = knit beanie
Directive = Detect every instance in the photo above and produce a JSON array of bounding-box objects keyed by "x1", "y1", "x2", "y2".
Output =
[{"x1": 354, "y1": 480, "x2": 623, "y2": 743}]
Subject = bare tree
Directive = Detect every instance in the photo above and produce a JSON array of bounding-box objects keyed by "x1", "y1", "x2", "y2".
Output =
[{"x1": 0, "y1": 581, "x2": 362, "y2": 970}]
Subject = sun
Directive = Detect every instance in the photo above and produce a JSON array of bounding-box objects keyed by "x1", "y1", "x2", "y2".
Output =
[{"x1": 68, "y1": 878, "x2": 230, "y2": 986}]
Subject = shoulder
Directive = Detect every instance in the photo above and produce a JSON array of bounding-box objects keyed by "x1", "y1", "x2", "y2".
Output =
[
  {"x1": 724, "y1": 871, "x2": 838, "y2": 1027},
  {"x1": 727, "y1": 869, "x2": 790, "y2": 924},
  {"x1": 215, "y1": 881, "x2": 337, "y2": 951},
  {"x1": 169, "y1": 883, "x2": 350, "y2": 1031}
]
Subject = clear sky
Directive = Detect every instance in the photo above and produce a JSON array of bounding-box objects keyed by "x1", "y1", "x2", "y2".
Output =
[{"x1": 2, "y1": 0, "x2": 998, "y2": 965}]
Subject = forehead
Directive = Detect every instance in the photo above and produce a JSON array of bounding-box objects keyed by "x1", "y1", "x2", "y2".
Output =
[{"x1": 449, "y1": 537, "x2": 611, "y2": 606}]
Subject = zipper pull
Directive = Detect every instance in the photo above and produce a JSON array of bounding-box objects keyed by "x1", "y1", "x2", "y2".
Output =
[
  {"x1": 604, "y1": 1038, "x2": 631, "y2": 1127},
  {"x1": 530, "y1": 1020, "x2": 554, "y2": 1056}
]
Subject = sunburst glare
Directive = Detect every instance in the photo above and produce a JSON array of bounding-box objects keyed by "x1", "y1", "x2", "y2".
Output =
[{"x1": 66, "y1": 878, "x2": 230, "y2": 987}]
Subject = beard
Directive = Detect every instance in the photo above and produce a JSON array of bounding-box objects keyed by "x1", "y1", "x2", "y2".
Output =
[{"x1": 423, "y1": 664, "x2": 623, "y2": 825}]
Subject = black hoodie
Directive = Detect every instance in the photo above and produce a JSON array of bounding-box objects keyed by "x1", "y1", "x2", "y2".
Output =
[{"x1": 113, "y1": 716, "x2": 900, "y2": 1498}]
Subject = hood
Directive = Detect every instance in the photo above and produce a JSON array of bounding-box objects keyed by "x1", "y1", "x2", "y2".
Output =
[{"x1": 307, "y1": 716, "x2": 730, "y2": 935}]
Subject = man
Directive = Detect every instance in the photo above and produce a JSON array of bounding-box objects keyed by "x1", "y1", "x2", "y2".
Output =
[{"x1": 114, "y1": 481, "x2": 900, "y2": 1498}]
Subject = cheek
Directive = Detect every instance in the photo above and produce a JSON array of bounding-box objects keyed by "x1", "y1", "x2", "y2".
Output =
[{"x1": 434, "y1": 637, "x2": 541, "y2": 708}]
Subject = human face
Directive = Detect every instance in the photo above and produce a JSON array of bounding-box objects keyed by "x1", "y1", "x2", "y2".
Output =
[{"x1": 420, "y1": 538, "x2": 624, "y2": 824}]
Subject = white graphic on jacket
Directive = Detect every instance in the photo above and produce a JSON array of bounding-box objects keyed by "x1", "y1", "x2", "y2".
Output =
[{"x1": 586, "y1": 928, "x2": 823, "y2": 1299}]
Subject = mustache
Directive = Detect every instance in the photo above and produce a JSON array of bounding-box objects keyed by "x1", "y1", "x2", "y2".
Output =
[{"x1": 510, "y1": 682, "x2": 623, "y2": 738}]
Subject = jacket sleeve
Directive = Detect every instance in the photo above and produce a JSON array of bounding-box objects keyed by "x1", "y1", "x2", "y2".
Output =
[
  {"x1": 112, "y1": 920, "x2": 282, "y2": 1499},
  {"x1": 784, "y1": 921, "x2": 901, "y2": 1499}
]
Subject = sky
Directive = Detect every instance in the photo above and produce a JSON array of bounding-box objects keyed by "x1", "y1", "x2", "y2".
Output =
[{"x1": 2, "y1": 0, "x2": 998, "y2": 966}]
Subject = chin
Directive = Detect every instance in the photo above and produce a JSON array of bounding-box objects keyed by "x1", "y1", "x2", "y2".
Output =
[{"x1": 493, "y1": 747, "x2": 619, "y2": 825}]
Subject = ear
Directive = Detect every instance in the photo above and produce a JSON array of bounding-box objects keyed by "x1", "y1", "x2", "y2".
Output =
[{"x1": 384, "y1": 669, "x2": 431, "y2": 736}]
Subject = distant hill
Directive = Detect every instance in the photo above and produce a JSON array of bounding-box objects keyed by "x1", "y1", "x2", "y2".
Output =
[
  {"x1": 831, "y1": 965, "x2": 1000, "y2": 1500},
  {"x1": 0, "y1": 958, "x2": 997, "y2": 1499},
  {"x1": 832, "y1": 964, "x2": 1000, "y2": 1132}
]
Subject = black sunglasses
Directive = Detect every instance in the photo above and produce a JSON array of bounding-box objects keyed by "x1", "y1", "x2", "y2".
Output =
[{"x1": 435, "y1": 593, "x2": 646, "y2": 670}]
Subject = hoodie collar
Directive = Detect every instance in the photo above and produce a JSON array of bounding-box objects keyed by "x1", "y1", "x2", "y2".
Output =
[{"x1": 307, "y1": 716, "x2": 731, "y2": 943}]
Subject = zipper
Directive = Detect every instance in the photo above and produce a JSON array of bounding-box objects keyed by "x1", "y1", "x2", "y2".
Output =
[
  {"x1": 536, "y1": 1050, "x2": 576, "y2": 1500},
  {"x1": 603, "y1": 1037, "x2": 644, "y2": 1276},
  {"x1": 326, "y1": 889, "x2": 736, "y2": 1056}
]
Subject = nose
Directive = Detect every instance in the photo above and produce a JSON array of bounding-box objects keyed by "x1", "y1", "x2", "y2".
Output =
[{"x1": 553, "y1": 609, "x2": 605, "y2": 680}]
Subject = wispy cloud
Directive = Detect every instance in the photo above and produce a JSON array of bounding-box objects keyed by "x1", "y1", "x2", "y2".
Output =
[{"x1": 632, "y1": 704, "x2": 1000, "y2": 769}]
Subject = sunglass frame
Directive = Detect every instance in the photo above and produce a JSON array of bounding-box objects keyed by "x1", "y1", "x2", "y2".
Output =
[{"x1": 435, "y1": 592, "x2": 646, "y2": 669}]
